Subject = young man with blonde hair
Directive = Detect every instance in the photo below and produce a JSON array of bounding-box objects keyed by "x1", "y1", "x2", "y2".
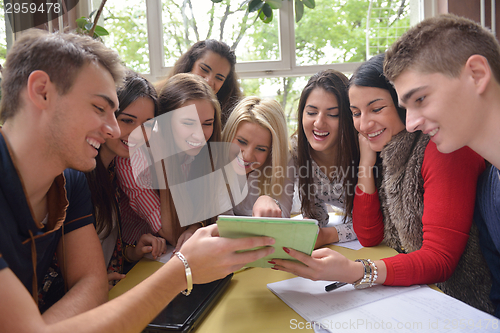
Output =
[
  {"x1": 384, "y1": 14, "x2": 500, "y2": 317},
  {"x1": 0, "y1": 29, "x2": 275, "y2": 332}
]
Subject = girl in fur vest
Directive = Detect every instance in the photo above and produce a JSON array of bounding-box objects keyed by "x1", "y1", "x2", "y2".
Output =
[{"x1": 270, "y1": 54, "x2": 493, "y2": 314}]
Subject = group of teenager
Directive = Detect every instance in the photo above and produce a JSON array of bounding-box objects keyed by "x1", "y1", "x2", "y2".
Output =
[{"x1": 1, "y1": 12, "x2": 500, "y2": 332}]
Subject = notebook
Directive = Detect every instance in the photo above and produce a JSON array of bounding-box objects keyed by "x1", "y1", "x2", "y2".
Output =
[
  {"x1": 216, "y1": 215, "x2": 319, "y2": 268},
  {"x1": 143, "y1": 274, "x2": 233, "y2": 333},
  {"x1": 268, "y1": 277, "x2": 498, "y2": 333}
]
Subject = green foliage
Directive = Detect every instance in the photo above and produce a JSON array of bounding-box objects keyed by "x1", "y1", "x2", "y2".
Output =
[
  {"x1": 0, "y1": 6, "x2": 6, "y2": 63},
  {"x1": 75, "y1": 10, "x2": 109, "y2": 39},
  {"x1": 239, "y1": 76, "x2": 305, "y2": 134},
  {"x1": 248, "y1": 0, "x2": 264, "y2": 13},
  {"x1": 259, "y1": 3, "x2": 273, "y2": 23},
  {"x1": 160, "y1": 0, "x2": 280, "y2": 64},
  {"x1": 101, "y1": 3, "x2": 150, "y2": 73},
  {"x1": 295, "y1": 0, "x2": 304, "y2": 22},
  {"x1": 294, "y1": 0, "x2": 410, "y2": 65},
  {"x1": 244, "y1": 0, "x2": 410, "y2": 126},
  {"x1": 100, "y1": 0, "x2": 410, "y2": 130},
  {"x1": 266, "y1": 0, "x2": 283, "y2": 9},
  {"x1": 302, "y1": 0, "x2": 315, "y2": 9},
  {"x1": 214, "y1": 0, "x2": 314, "y2": 24}
]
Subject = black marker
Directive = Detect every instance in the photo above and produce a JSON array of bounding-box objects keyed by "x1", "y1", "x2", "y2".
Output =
[{"x1": 325, "y1": 282, "x2": 348, "y2": 292}]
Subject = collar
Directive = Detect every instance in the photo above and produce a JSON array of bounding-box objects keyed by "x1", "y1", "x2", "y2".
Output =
[{"x1": 0, "y1": 129, "x2": 68, "y2": 236}]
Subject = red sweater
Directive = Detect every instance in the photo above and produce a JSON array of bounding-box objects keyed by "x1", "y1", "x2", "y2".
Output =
[{"x1": 353, "y1": 142, "x2": 485, "y2": 286}]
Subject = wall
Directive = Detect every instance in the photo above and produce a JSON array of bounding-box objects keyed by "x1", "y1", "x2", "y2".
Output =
[{"x1": 441, "y1": 0, "x2": 500, "y2": 42}]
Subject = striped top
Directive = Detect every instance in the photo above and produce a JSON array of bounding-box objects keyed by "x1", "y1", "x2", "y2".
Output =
[{"x1": 115, "y1": 152, "x2": 162, "y2": 244}]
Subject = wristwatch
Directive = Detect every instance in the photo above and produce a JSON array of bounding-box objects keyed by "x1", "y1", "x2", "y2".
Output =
[{"x1": 352, "y1": 259, "x2": 371, "y2": 289}]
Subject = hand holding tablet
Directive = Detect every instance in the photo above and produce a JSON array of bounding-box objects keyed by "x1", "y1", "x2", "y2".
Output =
[{"x1": 216, "y1": 215, "x2": 319, "y2": 268}]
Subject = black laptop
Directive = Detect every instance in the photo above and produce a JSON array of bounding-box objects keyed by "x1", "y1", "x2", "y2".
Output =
[{"x1": 143, "y1": 274, "x2": 233, "y2": 333}]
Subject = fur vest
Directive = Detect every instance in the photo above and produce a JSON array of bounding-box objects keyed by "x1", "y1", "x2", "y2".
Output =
[{"x1": 378, "y1": 130, "x2": 494, "y2": 314}]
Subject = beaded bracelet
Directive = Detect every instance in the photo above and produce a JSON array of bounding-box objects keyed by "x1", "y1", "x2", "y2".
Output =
[{"x1": 175, "y1": 252, "x2": 193, "y2": 296}]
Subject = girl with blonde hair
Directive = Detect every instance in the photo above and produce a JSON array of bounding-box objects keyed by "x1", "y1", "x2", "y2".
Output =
[{"x1": 222, "y1": 96, "x2": 293, "y2": 217}]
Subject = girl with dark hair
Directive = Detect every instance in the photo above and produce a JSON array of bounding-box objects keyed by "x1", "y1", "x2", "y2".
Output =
[
  {"x1": 290, "y1": 69, "x2": 359, "y2": 248},
  {"x1": 86, "y1": 70, "x2": 167, "y2": 289},
  {"x1": 115, "y1": 73, "x2": 222, "y2": 251},
  {"x1": 156, "y1": 40, "x2": 243, "y2": 126},
  {"x1": 270, "y1": 54, "x2": 492, "y2": 315}
]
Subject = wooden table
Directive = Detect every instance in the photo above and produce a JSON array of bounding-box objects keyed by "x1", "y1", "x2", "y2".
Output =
[{"x1": 109, "y1": 243, "x2": 402, "y2": 332}]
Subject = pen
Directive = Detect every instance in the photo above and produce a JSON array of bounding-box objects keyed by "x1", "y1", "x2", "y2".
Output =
[{"x1": 325, "y1": 281, "x2": 347, "y2": 292}]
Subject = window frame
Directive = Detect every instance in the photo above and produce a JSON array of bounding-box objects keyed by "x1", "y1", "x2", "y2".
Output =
[
  {"x1": 142, "y1": 0, "x2": 435, "y2": 83},
  {"x1": 2, "y1": 0, "x2": 437, "y2": 81}
]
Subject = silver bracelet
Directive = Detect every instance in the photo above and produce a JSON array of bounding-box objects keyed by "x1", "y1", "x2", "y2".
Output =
[
  {"x1": 353, "y1": 259, "x2": 372, "y2": 289},
  {"x1": 352, "y1": 259, "x2": 378, "y2": 289},
  {"x1": 175, "y1": 252, "x2": 192, "y2": 296},
  {"x1": 272, "y1": 198, "x2": 282, "y2": 213}
]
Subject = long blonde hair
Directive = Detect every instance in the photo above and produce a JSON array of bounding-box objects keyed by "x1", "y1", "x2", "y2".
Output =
[{"x1": 222, "y1": 96, "x2": 289, "y2": 196}]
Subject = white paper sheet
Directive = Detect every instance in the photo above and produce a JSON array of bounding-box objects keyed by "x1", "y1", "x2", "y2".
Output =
[
  {"x1": 267, "y1": 277, "x2": 419, "y2": 322},
  {"x1": 268, "y1": 278, "x2": 499, "y2": 333},
  {"x1": 317, "y1": 287, "x2": 498, "y2": 332},
  {"x1": 143, "y1": 245, "x2": 175, "y2": 263}
]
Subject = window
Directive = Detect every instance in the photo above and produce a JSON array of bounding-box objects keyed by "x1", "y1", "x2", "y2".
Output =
[
  {"x1": 240, "y1": 76, "x2": 309, "y2": 133},
  {"x1": 101, "y1": 0, "x2": 150, "y2": 73},
  {"x1": 161, "y1": 0, "x2": 281, "y2": 67},
  {"x1": 93, "y1": 0, "x2": 422, "y2": 126},
  {"x1": 99, "y1": 1, "x2": 424, "y2": 79},
  {"x1": 125, "y1": 0, "x2": 420, "y2": 82}
]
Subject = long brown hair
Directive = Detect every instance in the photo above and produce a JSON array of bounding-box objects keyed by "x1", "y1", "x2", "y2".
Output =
[
  {"x1": 156, "y1": 73, "x2": 222, "y2": 241},
  {"x1": 156, "y1": 40, "x2": 242, "y2": 126},
  {"x1": 294, "y1": 69, "x2": 359, "y2": 222},
  {"x1": 86, "y1": 70, "x2": 158, "y2": 238}
]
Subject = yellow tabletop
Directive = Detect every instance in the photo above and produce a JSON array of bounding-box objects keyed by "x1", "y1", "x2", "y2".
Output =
[{"x1": 109, "y1": 244, "x2": 400, "y2": 333}]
